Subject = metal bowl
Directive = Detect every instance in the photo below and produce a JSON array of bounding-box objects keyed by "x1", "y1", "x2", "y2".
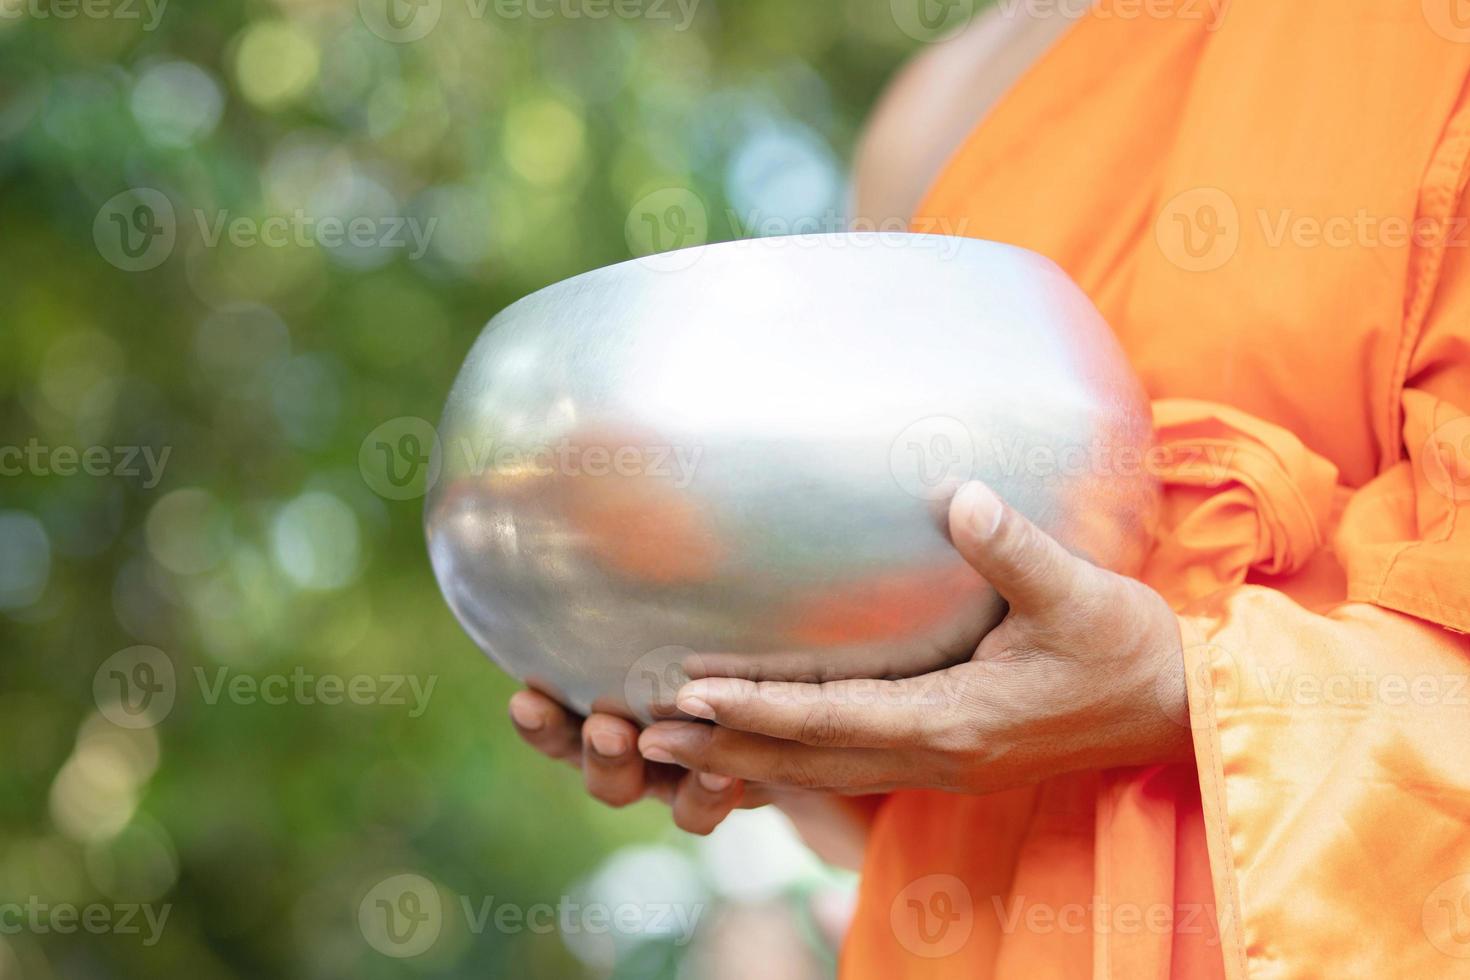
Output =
[{"x1": 425, "y1": 233, "x2": 1158, "y2": 722}]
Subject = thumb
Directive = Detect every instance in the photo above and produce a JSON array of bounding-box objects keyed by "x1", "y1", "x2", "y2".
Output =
[{"x1": 948, "y1": 481, "x2": 1087, "y2": 613}]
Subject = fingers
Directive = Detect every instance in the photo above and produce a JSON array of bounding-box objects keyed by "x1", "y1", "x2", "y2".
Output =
[
  {"x1": 639, "y1": 721, "x2": 912, "y2": 791},
  {"x1": 581, "y1": 714, "x2": 647, "y2": 807},
  {"x1": 509, "y1": 690, "x2": 582, "y2": 763},
  {"x1": 509, "y1": 690, "x2": 750, "y2": 834},
  {"x1": 674, "y1": 675, "x2": 951, "y2": 748},
  {"x1": 576, "y1": 712, "x2": 748, "y2": 830},
  {"x1": 669, "y1": 770, "x2": 744, "y2": 835},
  {"x1": 948, "y1": 481, "x2": 1088, "y2": 613}
]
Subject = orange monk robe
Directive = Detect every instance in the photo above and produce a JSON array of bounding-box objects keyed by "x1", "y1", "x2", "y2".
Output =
[{"x1": 842, "y1": 5, "x2": 1470, "y2": 978}]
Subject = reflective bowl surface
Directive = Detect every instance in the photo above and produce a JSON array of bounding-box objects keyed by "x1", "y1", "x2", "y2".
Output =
[{"x1": 426, "y1": 233, "x2": 1158, "y2": 721}]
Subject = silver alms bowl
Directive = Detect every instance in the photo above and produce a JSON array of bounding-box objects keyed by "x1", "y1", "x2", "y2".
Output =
[{"x1": 426, "y1": 233, "x2": 1158, "y2": 721}]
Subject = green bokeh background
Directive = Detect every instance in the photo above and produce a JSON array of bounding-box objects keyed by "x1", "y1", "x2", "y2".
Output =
[{"x1": 0, "y1": 1, "x2": 948, "y2": 975}]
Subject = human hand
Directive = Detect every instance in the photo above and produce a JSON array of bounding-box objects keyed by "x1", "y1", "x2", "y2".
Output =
[
  {"x1": 510, "y1": 690, "x2": 878, "y2": 865},
  {"x1": 508, "y1": 690, "x2": 745, "y2": 835},
  {"x1": 635, "y1": 481, "x2": 1190, "y2": 794}
]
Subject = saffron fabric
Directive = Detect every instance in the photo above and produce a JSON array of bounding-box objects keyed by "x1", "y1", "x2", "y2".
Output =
[{"x1": 842, "y1": 5, "x2": 1470, "y2": 977}]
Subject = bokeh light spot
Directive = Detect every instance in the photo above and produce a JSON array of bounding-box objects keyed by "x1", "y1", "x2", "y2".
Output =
[
  {"x1": 145, "y1": 489, "x2": 233, "y2": 576},
  {"x1": 234, "y1": 21, "x2": 321, "y2": 111},
  {"x1": 0, "y1": 512, "x2": 51, "y2": 611},
  {"x1": 503, "y1": 96, "x2": 587, "y2": 188},
  {"x1": 131, "y1": 61, "x2": 224, "y2": 147},
  {"x1": 270, "y1": 491, "x2": 361, "y2": 591}
]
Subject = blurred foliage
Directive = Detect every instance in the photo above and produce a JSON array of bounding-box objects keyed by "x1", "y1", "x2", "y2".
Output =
[{"x1": 0, "y1": 0, "x2": 927, "y2": 976}]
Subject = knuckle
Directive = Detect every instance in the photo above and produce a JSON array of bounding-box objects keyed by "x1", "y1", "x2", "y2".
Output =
[
  {"x1": 1001, "y1": 521, "x2": 1072, "y2": 592},
  {"x1": 795, "y1": 702, "x2": 846, "y2": 747},
  {"x1": 996, "y1": 508, "x2": 1037, "y2": 558},
  {"x1": 752, "y1": 680, "x2": 794, "y2": 715},
  {"x1": 1031, "y1": 543, "x2": 1069, "y2": 590},
  {"x1": 776, "y1": 757, "x2": 825, "y2": 789},
  {"x1": 926, "y1": 746, "x2": 969, "y2": 788},
  {"x1": 701, "y1": 727, "x2": 746, "y2": 768},
  {"x1": 921, "y1": 707, "x2": 969, "y2": 755}
]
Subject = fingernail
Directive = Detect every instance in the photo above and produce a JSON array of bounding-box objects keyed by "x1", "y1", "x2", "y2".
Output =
[
  {"x1": 589, "y1": 729, "x2": 628, "y2": 758},
  {"x1": 509, "y1": 698, "x2": 544, "y2": 732},
  {"x1": 956, "y1": 481, "x2": 1002, "y2": 537},
  {"x1": 677, "y1": 692, "x2": 715, "y2": 721},
  {"x1": 641, "y1": 743, "x2": 676, "y2": 765},
  {"x1": 698, "y1": 772, "x2": 733, "y2": 792}
]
